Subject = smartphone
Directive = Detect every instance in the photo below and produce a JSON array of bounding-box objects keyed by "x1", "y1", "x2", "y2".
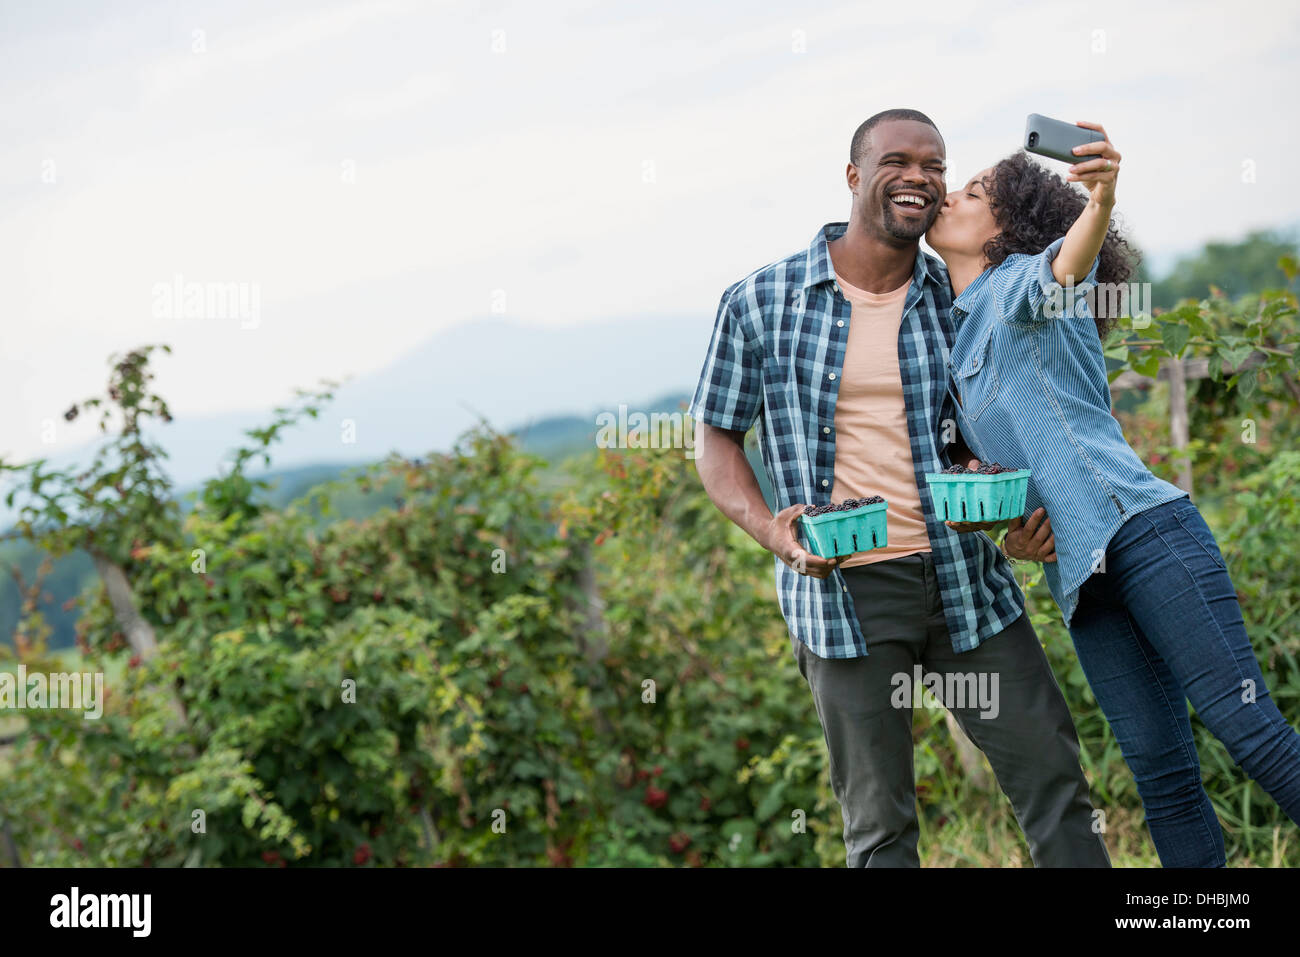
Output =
[{"x1": 1024, "y1": 114, "x2": 1104, "y2": 164}]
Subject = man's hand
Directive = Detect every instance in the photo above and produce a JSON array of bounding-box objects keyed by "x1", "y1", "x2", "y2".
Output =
[
  {"x1": 1004, "y1": 508, "x2": 1056, "y2": 562},
  {"x1": 944, "y1": 519, "x2": 1000, "y2": 534},
  {"x1": 763, "y1": 504, "x2": 840, "y2": 579},
  {"x1": 941, "y1": 450, "x2": 993, "y2": 533},
  {"x1": 693, "y1": 425, "x2": 840, "y2": 577}
]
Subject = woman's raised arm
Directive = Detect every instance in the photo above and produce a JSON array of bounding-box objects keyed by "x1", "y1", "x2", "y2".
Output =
[{"x1": 1053, "y1": 121, "x2": 1121, "y2": 287}]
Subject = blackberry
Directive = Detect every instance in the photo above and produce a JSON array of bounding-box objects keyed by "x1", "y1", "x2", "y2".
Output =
[
  {"x1": 941, "y1": 464, "x2": 974, "y2": 474},
  {"x1": 846, "y1": 495, "x2": 884, "y2": 507},
  {"x1": 803, "y1": 495, "x2": 885, "y2": 517},
  {"x1": 975, "y1": 462, "x2": 1014, "y2": 475}
]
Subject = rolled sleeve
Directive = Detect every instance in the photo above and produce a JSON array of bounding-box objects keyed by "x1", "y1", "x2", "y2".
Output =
[
  {"x1": 992, "y1": 237, "x2": 1101, "y2": 323},
  {"x1": 687, "y1": 289, "x2": 763, "y2": 433}
]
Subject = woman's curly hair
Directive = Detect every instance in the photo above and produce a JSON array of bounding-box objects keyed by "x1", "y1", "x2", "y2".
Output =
[{"x1": 979, "y1": 150, "x2": 1139, "y2": 339}]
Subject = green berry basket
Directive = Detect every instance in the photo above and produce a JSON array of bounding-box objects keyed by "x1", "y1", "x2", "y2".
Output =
[
  {"x1": 799, "y1": 500, "x2": 889, "y2": 559},
  {"x1": 924, "y1": 469, "x2": 1031, "y2": 523}
]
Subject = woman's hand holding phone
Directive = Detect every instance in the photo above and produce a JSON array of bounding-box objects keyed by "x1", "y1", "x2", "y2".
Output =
[
  {"x1": 1065, "y1": 121, "x2": 1120, "y2": 208},
  {"x1": 1053, "y1": 120, "x2": 1120, "y2": 287}
]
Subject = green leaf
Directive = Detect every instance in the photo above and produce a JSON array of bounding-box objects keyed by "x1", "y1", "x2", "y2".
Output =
[
  {"x1": 1183, "y1": 308, "x2": 1211, "y2": 339},
  {"x1": 1217, "y1": 343, "x2": 1254, "y2": 370},
  {"x1": 755, "y1": 782, "x2": 787, "y2": 820},
  {"x1": 1130, "y1": 351, "x2": 1161, "y2": 378},
  {"x1": 1160, "y1": 324, "x2": 1190, "y2": 358},
  {"x1": 1237, "y1": 369, "x2": 1259, "y2": 399}
]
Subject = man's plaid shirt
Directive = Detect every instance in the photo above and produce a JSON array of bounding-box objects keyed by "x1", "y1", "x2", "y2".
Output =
[{"x1": 688, "y1": 221, "x2": 1025, "y2": 659}]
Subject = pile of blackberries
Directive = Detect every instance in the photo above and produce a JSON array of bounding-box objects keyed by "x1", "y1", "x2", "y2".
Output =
[
  {"x1": 802, "y1": 495, "x2": 884, "y2": 517},
  {"x1": 942, "y1": 462, "x2": 1015, "y2": 475}
]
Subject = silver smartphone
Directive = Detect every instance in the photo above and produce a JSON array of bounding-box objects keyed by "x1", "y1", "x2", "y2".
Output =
[{"x1": 1024, "y1": 114, "x2": 1104, "y2": 164}]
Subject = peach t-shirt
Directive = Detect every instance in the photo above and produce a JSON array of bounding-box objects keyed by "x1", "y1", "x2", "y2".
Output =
[{"x1": 830, "y1": 271, "x2": 932, "y2": 568}]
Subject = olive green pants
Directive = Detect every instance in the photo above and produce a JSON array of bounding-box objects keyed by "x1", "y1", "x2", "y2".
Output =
[{"x1": 791, "y1": 551, "x2": 1110, "y2": 867}]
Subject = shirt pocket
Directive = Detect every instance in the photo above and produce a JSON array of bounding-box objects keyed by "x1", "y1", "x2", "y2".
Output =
[{"x1": 950, "y1": 322, "x2": 999, "y2": 424}]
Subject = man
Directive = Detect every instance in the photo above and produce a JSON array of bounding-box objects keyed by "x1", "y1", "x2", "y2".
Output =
[{"x1": 687, "y1": 108, "x2": 1108, "y2": 867}]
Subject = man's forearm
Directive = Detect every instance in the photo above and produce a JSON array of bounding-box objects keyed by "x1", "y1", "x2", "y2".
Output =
[{"x1": 694, "y1": 423, "x2": 775, "y2": 550}]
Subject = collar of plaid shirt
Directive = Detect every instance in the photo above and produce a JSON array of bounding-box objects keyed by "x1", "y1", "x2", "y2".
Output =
[{"x1": 688, "y1": 221, "x2": 1025, "y2": 659}]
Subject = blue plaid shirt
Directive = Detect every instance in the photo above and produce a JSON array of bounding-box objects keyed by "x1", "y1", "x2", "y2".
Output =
[{"x1": 688, "y1": 221, "x2": 1025, "y2": 659}]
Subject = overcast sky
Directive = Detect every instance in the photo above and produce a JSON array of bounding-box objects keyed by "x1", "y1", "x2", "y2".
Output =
[{"x1": 3, "y1": 0, "x2": 1298, "y2": 464}]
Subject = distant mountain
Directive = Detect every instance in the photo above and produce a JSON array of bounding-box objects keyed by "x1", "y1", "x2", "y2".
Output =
[
  {"x1": 512, "y1": 389, "x2": 695, "y2": 457},
  {"x1": 259, "y1": 313, "x2": 712, "y2": 478}
]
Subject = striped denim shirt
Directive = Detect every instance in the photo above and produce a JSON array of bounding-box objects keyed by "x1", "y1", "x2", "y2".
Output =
[
  {"x1": 947, "y1": 236, "x2": 1188, "y2": 628},
  {"x1": 688, "y1": 221, "x2": 1025, "y2": 659}
]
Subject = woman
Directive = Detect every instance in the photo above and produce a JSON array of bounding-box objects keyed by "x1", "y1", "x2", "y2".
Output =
[{"x1": 925, "y1": 121, "x2": 1300, "y2": 866}]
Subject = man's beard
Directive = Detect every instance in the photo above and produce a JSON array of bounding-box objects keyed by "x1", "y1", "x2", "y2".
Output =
[{"x1": 881, "y1": 199, "x2": 938, "y2": 241}]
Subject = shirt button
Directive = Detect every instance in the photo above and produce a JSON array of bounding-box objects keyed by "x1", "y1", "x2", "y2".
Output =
[
  {"x1": 822, "y1": 426, "x2": 830, "y2": 434},
  {"x1": 828, "y1": 373, "x2": 836, "y2": 380},
  {"x1": 821, "y1": 479, "x2": 829, "y2": 487},
  {"x1": 837, "y1": 320, "x2": 844, "y2": 327}
]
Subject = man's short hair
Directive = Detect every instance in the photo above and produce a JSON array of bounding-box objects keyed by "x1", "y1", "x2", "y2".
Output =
[{"x1": 850, "y1": 109, "x2": 942, "y2": 167}]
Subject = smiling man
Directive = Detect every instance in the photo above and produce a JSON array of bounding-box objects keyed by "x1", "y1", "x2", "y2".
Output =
[{"x1": 688, "y1": 109, "x2": 1109, "y2": 867}]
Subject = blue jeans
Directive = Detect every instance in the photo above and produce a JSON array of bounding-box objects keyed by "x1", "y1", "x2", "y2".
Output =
[{"x1": 1068, "y1": 495, "x2": 1300, "y2": 867}]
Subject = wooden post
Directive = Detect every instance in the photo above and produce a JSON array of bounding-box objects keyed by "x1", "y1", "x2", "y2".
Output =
[
  {"x1": 570, "y1": 541, "x2": 614, "y2": 737},
  {"x1": 1164, "y1": 357, "x2": 1194, "y2": 496},
  {"x1": 943, "y1": 711, "x2": 990, "y2": 790},
  {"x1": 0, "y1": 819, "x2": 20, "y2": 868},
  {"x1": 0, "y1": 728, "x2": 21, "y2": 865},
  {"x1": 1111, "y1": 353, "x2": 1253, "y2": 499},
  {"x1": 91, "y1": 552, "x2": 190, "y2": 730}
]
